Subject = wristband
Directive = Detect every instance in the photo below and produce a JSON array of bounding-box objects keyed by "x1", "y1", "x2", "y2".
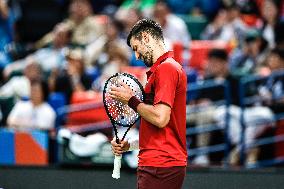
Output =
[{"x1": 128, "y1": 96, "x2": 142, "y2": 112}]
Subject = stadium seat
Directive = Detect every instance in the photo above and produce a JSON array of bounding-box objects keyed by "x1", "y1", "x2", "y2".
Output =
[
  {"x1": 188, "y1": 40, "x2": 231, "y2": 75},
  {"x1": 67, "y1": 91, "x2": 108, "y2": 126},
  {"x1": 241, "y1": 14, "x2": 261, "y2": 28}
]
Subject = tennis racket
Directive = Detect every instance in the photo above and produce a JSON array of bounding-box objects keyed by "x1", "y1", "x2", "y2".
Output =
[{"x1": 103, "y1": 73, "x2": 144, "y2": 179}]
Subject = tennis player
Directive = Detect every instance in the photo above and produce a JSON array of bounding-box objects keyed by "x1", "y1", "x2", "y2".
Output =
[{"x1": 110, "y1": 18, "x2": 187, "y2": 189}]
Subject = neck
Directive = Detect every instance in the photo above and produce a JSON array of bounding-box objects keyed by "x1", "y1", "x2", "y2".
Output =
[
  {"x1": 152, "y1": 41, "x2": 168, "y2": 63},
  {"x1": 32, "y1": 101, "x2": 42, "y2": 107}
]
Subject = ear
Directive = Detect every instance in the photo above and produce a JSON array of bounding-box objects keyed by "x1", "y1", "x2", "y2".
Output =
[{"x1": 141, "y1": 32, "x2": 150, "y2": 43}]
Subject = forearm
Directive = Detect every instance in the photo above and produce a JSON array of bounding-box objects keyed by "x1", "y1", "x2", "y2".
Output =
[
  {"x1": 137, "y1": 103, "x2": 169, "y2": 128},
  {"x1": 109, "y1": 85, "x2": 170, "y2": 128}
]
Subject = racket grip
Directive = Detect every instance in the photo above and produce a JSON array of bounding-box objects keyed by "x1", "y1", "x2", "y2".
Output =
[{"x1": 112, "y1": 155, "x2": 122, "y2": 179}]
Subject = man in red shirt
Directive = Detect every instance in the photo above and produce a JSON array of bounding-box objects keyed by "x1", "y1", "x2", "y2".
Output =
[{"x1": 110, "y1": 18, "x2": 187, "y2": 189}]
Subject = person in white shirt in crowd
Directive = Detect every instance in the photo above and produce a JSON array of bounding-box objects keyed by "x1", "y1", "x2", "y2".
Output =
[
  {"x1": 7, "y1": 79, "x2": 55, "y2": 131},
  {"x1": 0, "y1": 57, "x2": 42, "y2": 100},
  {"x1": 152, "y1": 0, "x2": 191, "y2": 48}
]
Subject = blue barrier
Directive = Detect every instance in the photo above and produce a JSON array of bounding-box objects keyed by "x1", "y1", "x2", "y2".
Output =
[
  {"x1": 55, "y1": 101, "x2": 108, "y2": 130},
  {"x1": 188, "y1": 144, "x2": 227, "y2": 157},
  {"x1": 186, "y1": 124, "x2": 221, "y2": 135},
  {"x1": 239, "y1": 71, "x2": 284, "y2": 168},
  {"x1": 186, "y1": 79, "x2": 230, "y2": 166}
]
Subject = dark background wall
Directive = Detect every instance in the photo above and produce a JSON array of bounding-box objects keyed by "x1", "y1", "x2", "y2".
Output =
[{"x1": 1, "y1": 166, "x2": 284, "y2": 189}]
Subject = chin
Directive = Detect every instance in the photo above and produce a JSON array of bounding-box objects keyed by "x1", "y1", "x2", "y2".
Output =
[{"x1": 145, "y1": 64, "x2": 152, "y2": 68}]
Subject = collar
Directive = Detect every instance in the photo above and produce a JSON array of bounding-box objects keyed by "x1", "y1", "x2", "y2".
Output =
[{"x1": 146, "y1": 51, "x2": 174, "y2": 79}]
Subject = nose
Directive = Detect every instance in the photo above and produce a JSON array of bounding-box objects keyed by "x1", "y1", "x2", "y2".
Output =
[{"x1": 134, "y1": 52, "x2": 139, "y2": 60}]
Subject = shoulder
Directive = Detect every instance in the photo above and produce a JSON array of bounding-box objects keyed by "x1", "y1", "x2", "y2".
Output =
[
  {"x1": 13, "y1": 100, "x2": 31, "y2": 110},
  {"x1": 38, "y1": 103, "x2": 56, "y2": 115},
  {"x1": 158, "y1": 59, "x2": 182, "y2": 72},
  {"x1": 40, "y1": 103, "x2": 55, "y2": 111},
  {"x1": 15, "y1": 100, "x2": 30, "y2": 106},
  {"x1": 155, "y1": 60, "x2": 184, "y2": 81}
]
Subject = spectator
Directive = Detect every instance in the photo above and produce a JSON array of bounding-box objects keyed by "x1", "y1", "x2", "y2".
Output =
[
  {"x1": 0, "y1": 0, "x2": 14, "y2": 69},
  {"x1": 35, "y1": 0, "x2": 105, "y2": 48},
  {"x1": 201, "y1": 3, "x2": 248, "y2": 45},
  {"x1": 204, "y1": 49, "x2": 274, "y2": 166},
  {"x1": 229, "y1": 29, "x2": 269, "y2": 77},
  {"x1": 188, "y1": 49, "x2": 239, "y2": 165},
  {"x1": 259, "y1": 48, "x2": 284, "y2": 114},
  {"x1": 152, "y1": 0, "x2": 191, "y2": 48},
  {"x1": 225, "y1": 3, "x2": 248, "y2": 47},
  {"x1": 0, "y1": 57, "x2": 42, "y2": 100},
  {"x1": 92, "y1": 41, "x2": 130, "y2": 91},
  {"x1": 260, "y1": 0, "x2": 282, "y2": 49},
  {"x1": 49, "y1": 48, "x2": 93, "y2": 103},
  {"x1": 115, "y1": 8, "x2": 145, "y2": 66},
  {"x1": 201, "y1": 8, "x2": 231, "y2": 42},
  {"x1": 4, "y1": 22, "x2": 72, "y2": 78},
  {"x1": 188, "y1": 49, "x2": 274, "y2": 166},
  {"x1": 116, "y1": 8, "x2": 143, "y2": 36},
  {"x1": 266, "y1": 48, "x2": 284, "y2": 72},
  {"x1": 7, "y1": 79, "x2": 55, "y2": 131},
  {"x1": 84, "y1": 17, "x2": 129, "y2": 68}
]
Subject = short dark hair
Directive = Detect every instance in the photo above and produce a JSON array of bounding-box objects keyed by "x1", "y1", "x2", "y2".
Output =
[
  {"x1": 127, "y1": 18, "x2": 164, "y2": 47},
  {"x1": 208, "y1": 49, "x2": 228, "y2": 61},
  {"x1": 270, "y1": 48, "x2": 284, "y2": 60}
]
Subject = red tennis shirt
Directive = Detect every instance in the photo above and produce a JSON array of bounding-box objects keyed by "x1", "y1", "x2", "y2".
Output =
[{"x1": 138, "y1": 51, "x2": 188, "y2": 167}]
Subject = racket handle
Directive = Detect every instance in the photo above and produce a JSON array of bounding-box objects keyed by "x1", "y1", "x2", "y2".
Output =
[{"x1": 112, "y1": 155, "x2": 122, "y2": 179}]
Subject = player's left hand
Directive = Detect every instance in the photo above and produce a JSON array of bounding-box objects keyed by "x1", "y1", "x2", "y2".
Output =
[{"x1": 111, "y1": 138, "x2": 130, "y2": 156}]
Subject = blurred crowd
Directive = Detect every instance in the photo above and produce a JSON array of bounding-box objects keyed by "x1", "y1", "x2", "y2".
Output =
[{"x1": 0, "y1": 0, "x2": 284, "y2": 167}]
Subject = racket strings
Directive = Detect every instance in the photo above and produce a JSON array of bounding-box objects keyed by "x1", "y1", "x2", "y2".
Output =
[
  {"x1": 104, "y1": 73, "x2": 143, "y2": 127},
  {"x1": 113, "y1": 124, "x2": 132, "y2": 144},
  {"x1": 113, "y1": 123, "x2": 120, "y2": 144}
]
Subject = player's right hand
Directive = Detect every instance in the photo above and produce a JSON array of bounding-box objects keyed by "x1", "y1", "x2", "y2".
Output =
[{"x1": 111, "y1": 138, "x2": 130, "y2": 156}]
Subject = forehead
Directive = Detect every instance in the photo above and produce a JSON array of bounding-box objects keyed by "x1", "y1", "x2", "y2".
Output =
[
  {"x1": 208, "y1": 57, "x2": 223, "y2": 62},
  {"x1": 129, "y1": 37, "x2": 141, "y2": 48},
  {"x1": 269, "y1": 53, "x2": 280, "y2": 59}
]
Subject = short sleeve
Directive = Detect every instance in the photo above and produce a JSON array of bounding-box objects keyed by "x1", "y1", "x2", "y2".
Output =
[{"x1": 154, "y1": 62, "x2": 179, "y2": 108}]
